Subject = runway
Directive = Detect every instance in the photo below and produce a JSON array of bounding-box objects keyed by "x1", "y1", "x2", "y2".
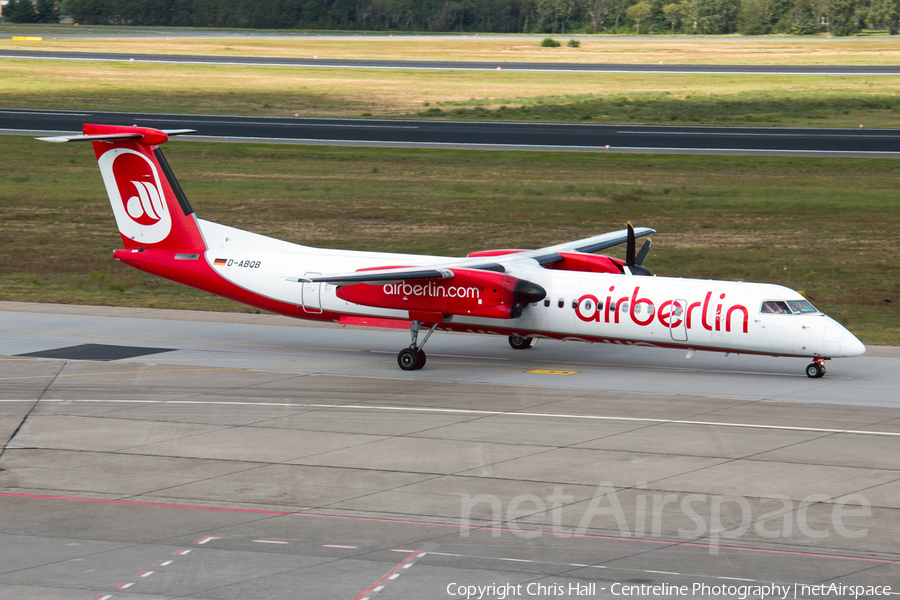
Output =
[
  {"x1": 1, "y1": 302, "x2": 898, "y2": 599},
  {"x1": 5, "y1": 108, "x2": 900, "y2": 157},
  {"x1": 4, "y1": 48, "x2": 900, "y2": 75}
]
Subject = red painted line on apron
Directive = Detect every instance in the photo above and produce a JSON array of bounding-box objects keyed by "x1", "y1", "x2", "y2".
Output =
[
  {"x1": 353, "y1": 550, "x2": 424, "y2": 600},
  {"x1": 4, "y1": 492, "x2": 897, "y2": 566}
]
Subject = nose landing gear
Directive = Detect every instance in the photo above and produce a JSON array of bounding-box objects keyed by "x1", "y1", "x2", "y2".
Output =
[
  {"x1": 805, "y1": 359, "x2": 827, "y2": 378},
  {"x1": 397, "y1": 320, "x2": 438, "y2": 371}
]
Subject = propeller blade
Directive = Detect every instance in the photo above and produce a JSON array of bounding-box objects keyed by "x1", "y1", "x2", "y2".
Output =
[
  {"x1": 625, "y1": 222, "x2": 636, "y2": 266},
  {"x1": 635, "y1": 239, "x2": 652, "y2": 266}
]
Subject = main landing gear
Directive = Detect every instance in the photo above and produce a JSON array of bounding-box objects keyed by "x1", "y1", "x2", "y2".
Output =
[
  {"x1": 508, "y1": 335, "x2": 537, "y2": 350},
  {"x1": 806, "y1": 359, "x2": 827, "y2": 379},
  {"x1": 398, "y1": 320, "x2": 439, "y2": 371}
]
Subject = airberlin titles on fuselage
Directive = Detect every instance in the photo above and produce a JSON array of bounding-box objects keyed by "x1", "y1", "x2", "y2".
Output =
[
  {"x1": 577, "y1": 286, "x2": 749, "y2": 333},
  {"x1": 383, "y1": 281, "x2": 481, "y2": 299}
]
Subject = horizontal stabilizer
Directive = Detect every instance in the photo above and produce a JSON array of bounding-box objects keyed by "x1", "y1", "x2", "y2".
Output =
[{"x1": 36, "y1": 127, "x2": 197, "y2": 145}]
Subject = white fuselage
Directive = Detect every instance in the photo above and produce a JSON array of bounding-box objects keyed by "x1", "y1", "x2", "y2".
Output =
[{"x1": 199, "y1": 220, "x2": 865, "y2": 359}]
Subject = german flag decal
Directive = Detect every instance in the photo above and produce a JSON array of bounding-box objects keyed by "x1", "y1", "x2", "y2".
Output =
[{"x1": 213, "y1": 258, "x2": 228, "y2": 266}]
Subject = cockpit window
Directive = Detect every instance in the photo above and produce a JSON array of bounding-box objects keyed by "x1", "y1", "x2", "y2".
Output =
[
  {"x1": 761, "y1": 301, "x2": 790, "y2": 314},
  {"x1": 761, "y1": 300, "x2": 818, "y2": 314},
  {"x1": 786, "y1": 299, "x2": 818, "y2": 314}
]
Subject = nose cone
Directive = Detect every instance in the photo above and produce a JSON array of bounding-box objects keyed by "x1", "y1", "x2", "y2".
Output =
[
  {"x1": 842, "y1": 332, "x2": 866, "y2": 357},
  {"x1": 823, "y1": 318, "x2": 866, "y2": 357}
]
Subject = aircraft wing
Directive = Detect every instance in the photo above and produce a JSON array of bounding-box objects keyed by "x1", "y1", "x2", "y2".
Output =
[
  {"x1": 478, "y1": 226, "x2": 656, "y2": 267},
  {"x1": 303, "y1": 261, "x2": 505, "y2": 285},
  {"x1": 526, "y1": 227, "x2": 655, "y2": 258},
  {"x1": 305, "y1": 227, "x2": 654, "y2": 285}
]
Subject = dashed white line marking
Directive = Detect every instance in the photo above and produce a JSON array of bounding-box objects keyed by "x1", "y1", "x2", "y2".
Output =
[
  {"x1": 175, "y1": 549, "x2": 191, "y2": 555},
  {"x1": 718, "y1": 576, "x2": 757, "y2": 581},
  {"x1": 114, "y1": 582, "x2": 134, "y2": 589},
  {"x1": 354, "y1": 550, "x2": 425, "y2": 600},
  {"x1": 497, "y1": 557, "x2": 532, "y2": 563},
  {"x1": 391, "y1": 549, "x2": 416, "y2": 552},
  {"x1": 253, "y1": 539, "x2": 290, "y2": 544},
  {"x1": 324, "y1": 544, "x2": 359, "y2": 549},
  {"x1": 193, "y1": 536, "x2": 222, "y2": 545},
  {"x1": 92, "y1": 595, "x2": 113, "y2": 600},
  {"x1": 136, "y1": 571, "x2": 154, "y2": 577},
  {"x1": 647, "y1": 570, "x2": 680, "y2": 575},
  {"x1": 156, "y1": 560, "x2": 173, "y2": 566}
]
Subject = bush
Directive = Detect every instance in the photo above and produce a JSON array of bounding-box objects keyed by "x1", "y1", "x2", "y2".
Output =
[
  {"x1": 541, "y1": 37, "x2": 561, "y2": 47},
  {"x1": 567, "y1": 39, "x2": 581, "y2": 47}
]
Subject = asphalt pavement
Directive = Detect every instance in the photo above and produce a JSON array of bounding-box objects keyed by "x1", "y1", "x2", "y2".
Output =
[{"x1": 4, "y1": 108, "x2": 900, "y2": 156}]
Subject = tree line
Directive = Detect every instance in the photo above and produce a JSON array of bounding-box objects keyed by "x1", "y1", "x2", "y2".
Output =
[{"x1": 4, "y1": 0, "x2": 896, "y2": 36}]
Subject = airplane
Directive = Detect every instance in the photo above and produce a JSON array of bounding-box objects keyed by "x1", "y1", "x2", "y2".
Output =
[{"x1": 39, "y1": 124, "x2": 866, "y2": 378}]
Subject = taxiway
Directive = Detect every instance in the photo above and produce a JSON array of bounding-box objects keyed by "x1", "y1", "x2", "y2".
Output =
[{"x1": 1, "y1": 303, "x2": 898, "y2": 599}]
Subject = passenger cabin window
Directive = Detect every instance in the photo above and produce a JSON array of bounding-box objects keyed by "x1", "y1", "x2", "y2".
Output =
[
  {"x1": 544, "y1": 298, "x2": 551, "y2": 307},
  {"x1": 558, "y1": 298, "x2": 564, "y2": 308}
]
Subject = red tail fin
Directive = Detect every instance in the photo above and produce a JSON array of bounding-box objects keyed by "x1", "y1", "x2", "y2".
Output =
[{"x1": 82, "y1": 124, "x2": 205, "y2": 251}]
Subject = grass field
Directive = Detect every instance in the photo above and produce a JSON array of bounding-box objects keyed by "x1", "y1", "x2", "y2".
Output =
[
  {"x1": 1, "y1": 136, "x2": 897, "y2": 344},
  {"x1": 3, "y1": 58, "x2": 900, "y2": 127},
  {"x1": 5, "y1": 31, "x2": 900, "y2": 65}
]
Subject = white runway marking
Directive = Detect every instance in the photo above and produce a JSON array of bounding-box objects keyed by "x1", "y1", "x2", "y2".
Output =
[
  {"x1": 253, "y1": 539, "x2": 290, "y2": 544},
  {"x1": 10, "y1": 398, "x2": 898, "y2": 438},
  {"x1": 324, "y1": 544, "x2": 359, "y2": 549}
]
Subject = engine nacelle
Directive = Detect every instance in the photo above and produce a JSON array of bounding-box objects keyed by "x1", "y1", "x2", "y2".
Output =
[
  {"x1": 545, "y1": 252, "x2": 624, "y2": 274},
  {"x1": 337, "y1": 268, "x2": 545, "y2": 320}
]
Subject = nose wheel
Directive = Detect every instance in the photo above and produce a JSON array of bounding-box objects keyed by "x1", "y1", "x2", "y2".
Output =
[
  {"x1": 806, "y1": 360, "x2": 827, "y2": 378},
  {"x1": 397, "y1": 320, "x2": 437, "y2": 371}
]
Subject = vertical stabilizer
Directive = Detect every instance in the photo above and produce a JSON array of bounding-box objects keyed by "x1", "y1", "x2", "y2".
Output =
[{"x1": 42, "y1": 124, "x2": 205, "y2": 251}]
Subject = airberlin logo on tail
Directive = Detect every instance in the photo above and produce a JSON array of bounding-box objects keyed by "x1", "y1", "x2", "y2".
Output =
[
  {"x1": 98, "y1": 148, "x2": 172, "y2": 244},
  {"x1": 125, "y1": 179, "x2": 164, "y2": 225}
]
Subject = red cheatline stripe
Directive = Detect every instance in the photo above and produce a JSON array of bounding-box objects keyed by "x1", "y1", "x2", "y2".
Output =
[
  {"x1": 353, "y1": 550, "x2": 423, "y2": 600},
  {"x1": 2, "y1": 492, "x2": 897, "y2": 565}
]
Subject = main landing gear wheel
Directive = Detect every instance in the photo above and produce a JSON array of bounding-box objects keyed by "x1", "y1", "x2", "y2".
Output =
[
  {"x1": 398, "y1": 348, "x2": 422, "y2": 371},
  {"x1": 397, "y1": 320, "x2": 438, "y2": 371},
  {"x1": 508, "y1": 335, "x2": 537, "y2": 350},
  {"x1": 806, "y1": 361, "x2": 827, "y2": 378}
]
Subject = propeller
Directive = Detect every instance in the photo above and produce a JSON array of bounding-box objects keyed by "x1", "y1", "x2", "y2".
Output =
[{"x1": 624, "y1": 222, "x2": 652, "y2": 276}]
